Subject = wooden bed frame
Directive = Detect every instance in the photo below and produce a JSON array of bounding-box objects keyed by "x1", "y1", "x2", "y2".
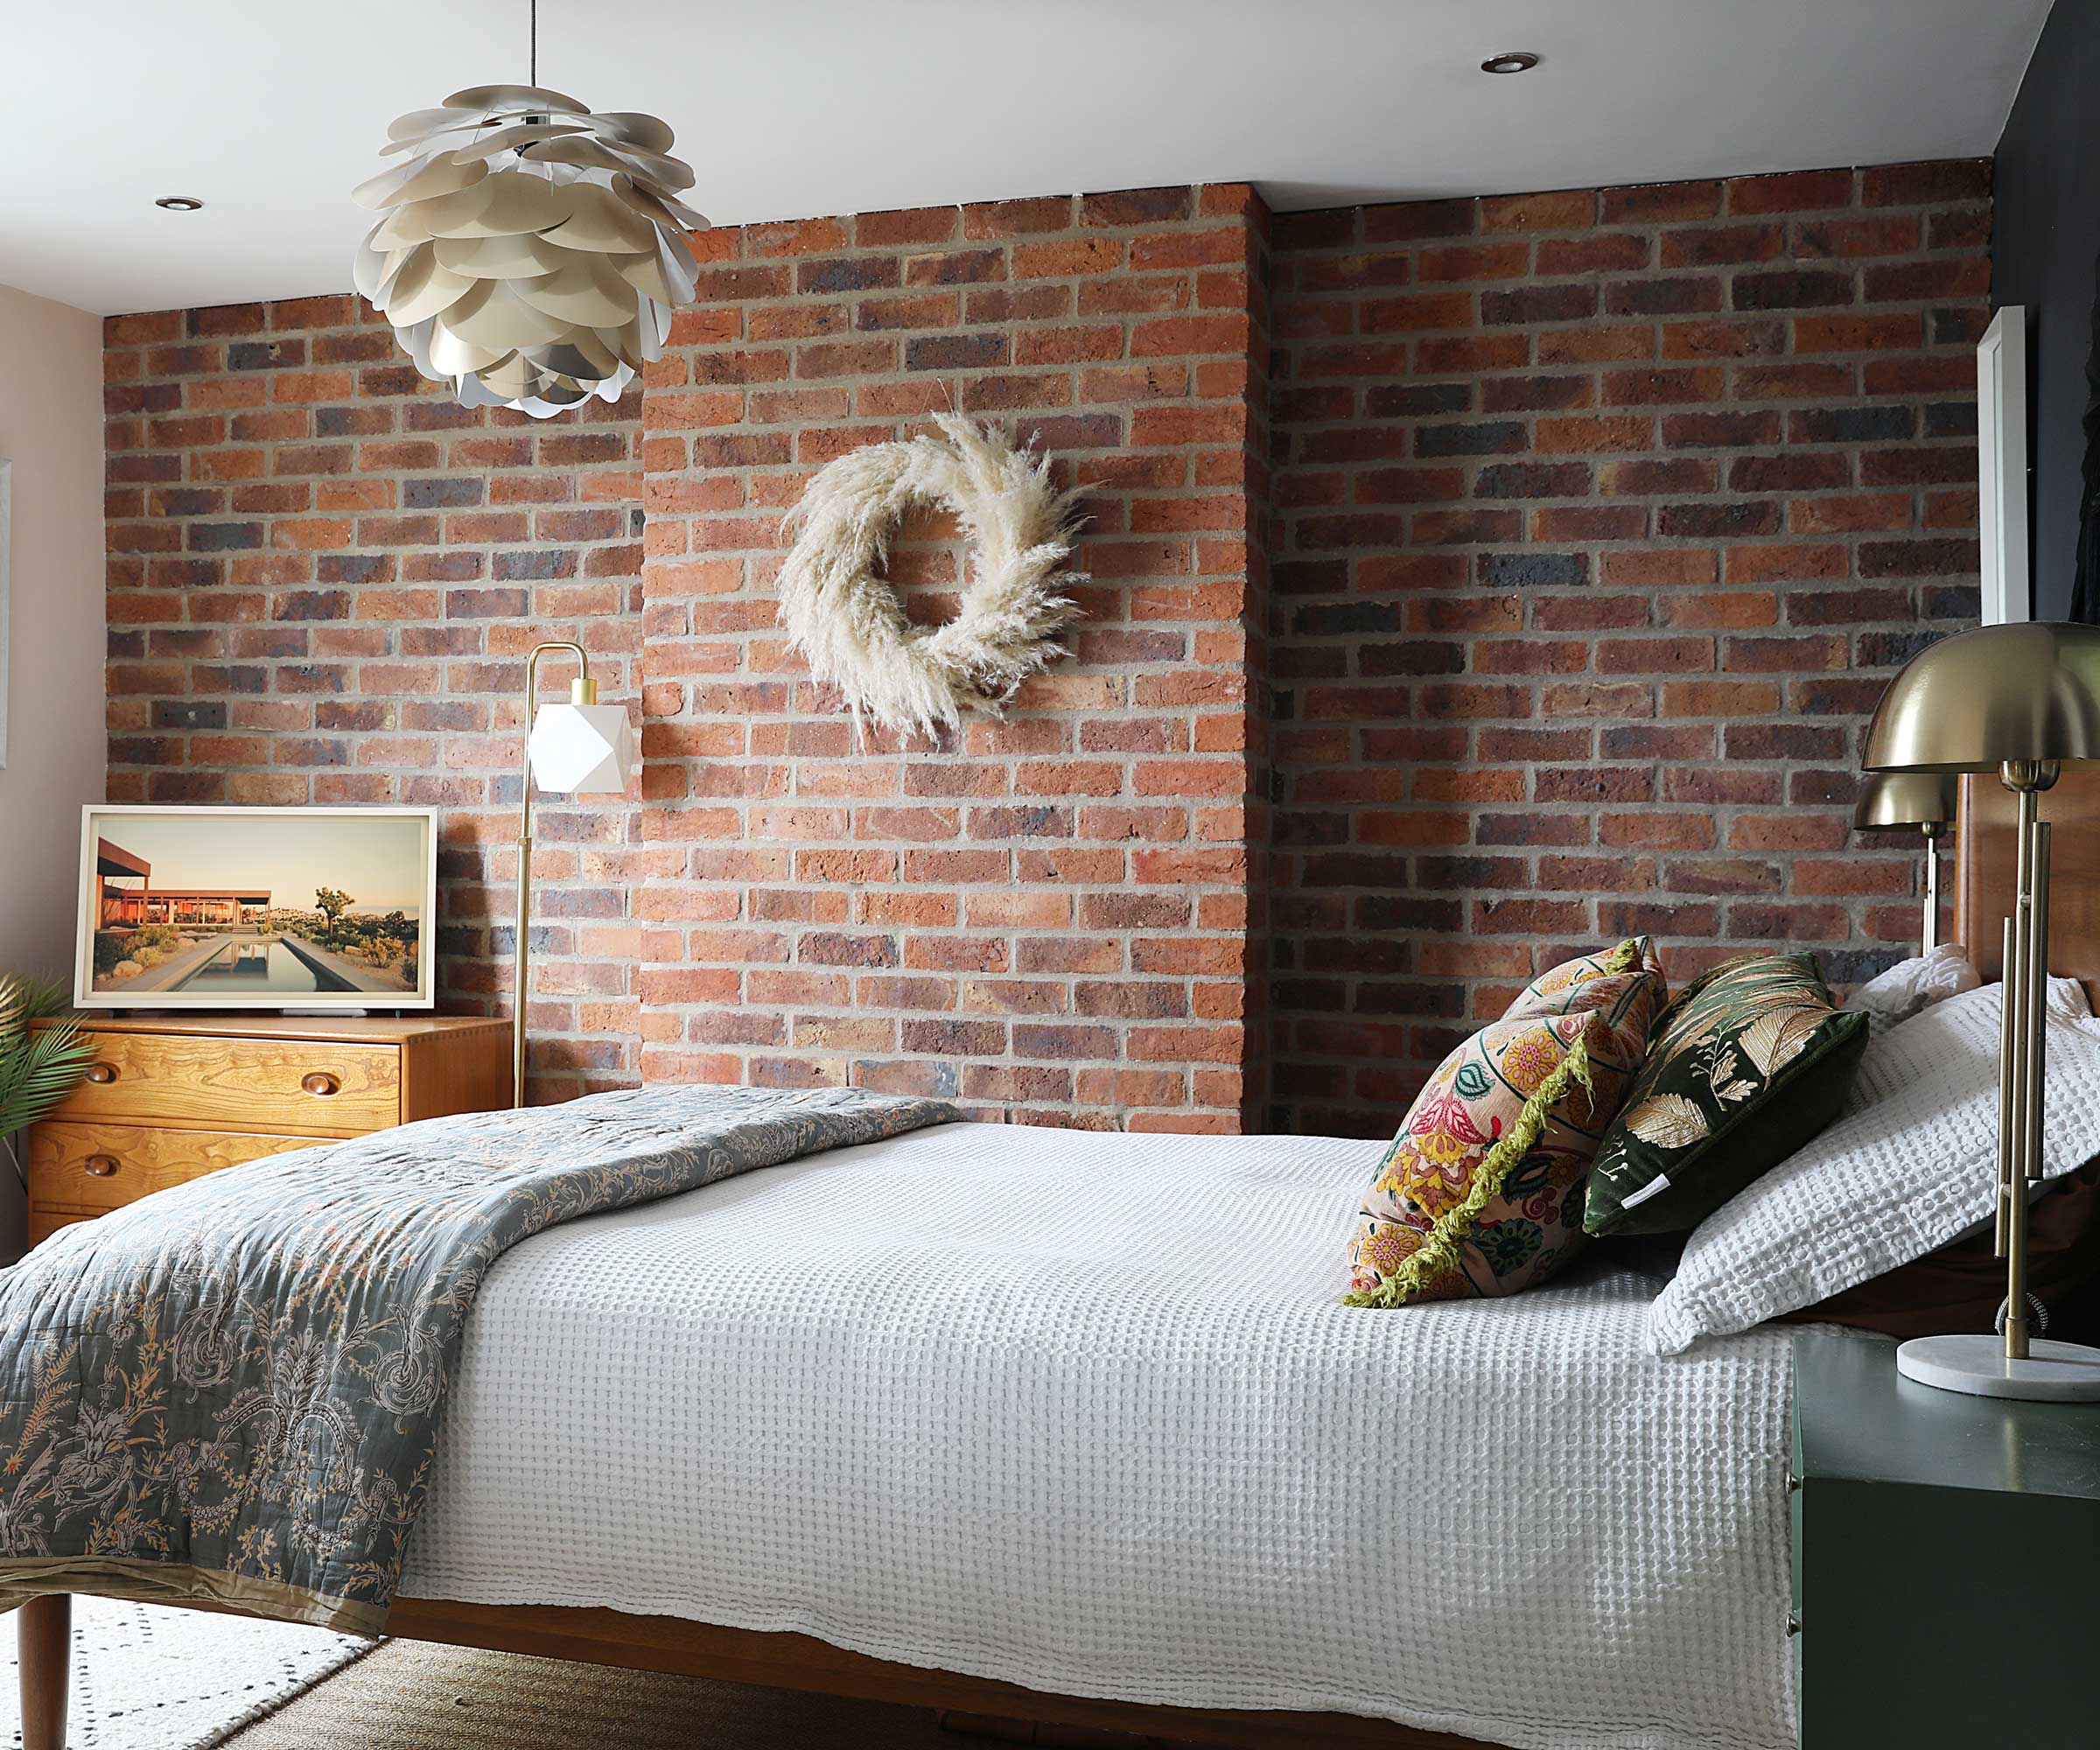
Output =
[
  {"x1": 18, "y1": 768, "x2": 2100, "y2": 1750},
  {"x1": 14, "y1": 1591, "x2": 1485, "y2": 1749},
  {"x1": 1956, "y1": 768, "x2": 2100, "y2": 1008}
]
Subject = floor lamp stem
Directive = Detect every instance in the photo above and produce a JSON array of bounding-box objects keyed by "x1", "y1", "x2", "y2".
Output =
[
  {"x1": 514, "y1": 640, "x2": 592, "y2": 1110},
  {"x1": 514, "y1": 831, "x2": 531, "y2": 1109},
  {"x1": 2000, "y1": 771, "x2": 2057, "y2": 1362},
  {"x1": 1998, "y1": 910, "x2": 2016, "y2": 1260}
]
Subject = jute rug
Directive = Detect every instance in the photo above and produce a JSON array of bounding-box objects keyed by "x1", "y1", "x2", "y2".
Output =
[{"x1": 220, "y1": 1638, "x2": 1036, "y2": 1749}]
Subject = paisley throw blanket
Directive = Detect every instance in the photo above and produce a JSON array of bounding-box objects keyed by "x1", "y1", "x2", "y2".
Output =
[{"x1": 0, "y1": 1085, "x2": 955, "y2": 1633}]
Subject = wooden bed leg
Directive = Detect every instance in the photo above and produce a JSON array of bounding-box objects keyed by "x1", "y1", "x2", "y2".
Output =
[{"x1": 17, "y1": 1593, "x2": 71, "y2": 1750}]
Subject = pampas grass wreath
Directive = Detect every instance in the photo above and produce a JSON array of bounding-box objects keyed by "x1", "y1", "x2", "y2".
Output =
[{"x1": 777, "y1": 414, "x2": 1087, "y2": 742}]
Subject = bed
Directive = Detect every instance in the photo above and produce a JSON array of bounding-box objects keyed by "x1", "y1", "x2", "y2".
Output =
[
  {"x1": 10, "y1": 767, "x2": 2094, "y2": 1750},
  {"x1": 399, "y1": 1125, "x2": 1798, "y2": 1750}
]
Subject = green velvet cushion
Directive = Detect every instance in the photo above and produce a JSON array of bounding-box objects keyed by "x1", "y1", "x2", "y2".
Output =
[{"x1": 1582, "y1": 951, "x2": 1870, "y2": 1238}]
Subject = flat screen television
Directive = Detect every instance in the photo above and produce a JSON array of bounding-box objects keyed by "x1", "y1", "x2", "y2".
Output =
[{"x1": 74, "y1": 805, "x2": 439, "y2": 1012}]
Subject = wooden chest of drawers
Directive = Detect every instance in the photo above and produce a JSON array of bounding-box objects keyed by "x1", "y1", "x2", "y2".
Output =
[{"x1": 24, "y1": 1014, "x2": 510, "y2": 1248}]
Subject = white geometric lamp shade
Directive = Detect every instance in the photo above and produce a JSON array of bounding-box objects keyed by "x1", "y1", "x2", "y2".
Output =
[{"x1": 526, "y1": 701, "x2": 636, "y2": 794}]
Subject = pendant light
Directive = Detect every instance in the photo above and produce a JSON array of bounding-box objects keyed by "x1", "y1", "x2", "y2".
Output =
[{"x1": 354, "y1": 0, "x2": 706, "y2": 417}]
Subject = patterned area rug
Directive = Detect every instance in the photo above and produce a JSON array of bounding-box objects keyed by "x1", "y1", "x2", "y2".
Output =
[{"x1": 2, "y1": 1599, "x2": 371, "y2": 1749}]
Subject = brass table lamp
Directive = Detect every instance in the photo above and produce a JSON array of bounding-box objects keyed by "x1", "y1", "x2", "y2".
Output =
[
  {"x1": 1865, "y1": 620, "x2": 2100, "y2": 1400},
  {"x1": 515, "y1": 641, "x2": 637, "y2": 1107},
  {"x1": 1851, "y1": 772, "x2": 1956, "y2": 955}
]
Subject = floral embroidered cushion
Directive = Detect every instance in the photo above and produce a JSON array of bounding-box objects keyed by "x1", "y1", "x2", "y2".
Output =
[
  {"x1": 1502, "y1": 935, "x2": 1668, "y2": 1022},
  {"x1": 1345, "y1": 939, "x2": 1666, "y2": 1306},
  {"x1": 1583, "y1": 951, "x2": 1870, "y2": 1239}
]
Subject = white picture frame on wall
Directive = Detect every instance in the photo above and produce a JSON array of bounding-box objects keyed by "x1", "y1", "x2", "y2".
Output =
[
  {"x1": 0, "y1": 457, "x2": 10, "y2": 768},
  {"x1": 1978, "y1": 306, "x2": 2030, "y2": 626}
]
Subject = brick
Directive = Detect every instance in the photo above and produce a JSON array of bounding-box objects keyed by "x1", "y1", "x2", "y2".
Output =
[
  {"x1": 1662, "y1": 224, "x2": 1786, "y2": 267},
  {"x1": 1728, "y1": 168, "x2": 1855, "y2": 214},
  {"x1": 1479, "y1": 189, "x2": 1598, "y2": 232},
  {"x1": 1601, "y1": 180, "x2": 1722, "y2": 224},
  {"x1": 962, "y1": 196, "x2": 1075, "y2": 237},
  {"x1": 1535, "y1": 415, "x2": 1651, "y2": 453},
  {"x1": 1605, "y1": 276, "x2": 1722, "y2": 317},
  {"x1": 1732, "y1": 270, "x2": 1856, "y2": 312},
  {"x1": 1482, "y1": 284, "x2": 1597, "y2": 326},
  {"x1": 1535, "y1": 234, "x2": 1652, "y2": 276},
  {"x1": 1861, "y1": 159, "x2": 1990, "y2": 207},
  {"x1": 1082, "y1": 186, "x2": 1196, "y2": 228}
]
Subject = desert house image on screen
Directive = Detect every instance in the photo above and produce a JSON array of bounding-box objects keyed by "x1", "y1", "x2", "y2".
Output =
[{"x1": 81, "y1": 809, "x2": 430, "y2": 1000}]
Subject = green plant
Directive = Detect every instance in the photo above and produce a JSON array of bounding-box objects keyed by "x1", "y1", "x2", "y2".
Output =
[{"x1": 0, "y1": 973, "x2": 94, "y2": 1137}]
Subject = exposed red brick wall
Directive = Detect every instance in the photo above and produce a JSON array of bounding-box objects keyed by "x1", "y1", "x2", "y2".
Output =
[
  {"x1": 1268, "y1": 160, "x2": 1992, "y2": 1136},
  {"x1": 103, "y1": 161, "x2": 1991, "y2": 1137},
  {"x1": 102, "y1": 299, "x2": 646, "y2": 1100},
  {"x1": 636, "y1": 186, "x2": 1272, "y2": 1130}
]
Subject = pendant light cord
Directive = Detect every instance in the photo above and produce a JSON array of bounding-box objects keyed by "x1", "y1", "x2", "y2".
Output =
[{"x1": 529, "y1": 0, "x2": 537, "y2": 86}]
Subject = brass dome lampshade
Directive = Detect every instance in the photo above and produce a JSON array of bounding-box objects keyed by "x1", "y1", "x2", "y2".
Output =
[
  {"x1": 1851, "y1": 772, "x2": 1957, "y2": 955},
  {"x1": 1864, "y1": 620, "x2": 2100, "y2": 1400}
]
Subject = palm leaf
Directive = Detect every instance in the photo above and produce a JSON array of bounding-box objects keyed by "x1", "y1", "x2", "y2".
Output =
[
  {"x1": 10, "y1": 973, "x2": 73, "y2": 1020},
  {"x1": 0, "y1": 974, "x2": 95, "y2": 1135}
]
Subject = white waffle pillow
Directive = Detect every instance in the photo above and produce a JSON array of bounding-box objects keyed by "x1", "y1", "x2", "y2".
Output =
[
  {"x1": 1647, "y1": 976, "x2": 2100, "y2": 1354},
  {"x1": 1842, "y1": 942, "x2": 1981, "y2": 1038}
]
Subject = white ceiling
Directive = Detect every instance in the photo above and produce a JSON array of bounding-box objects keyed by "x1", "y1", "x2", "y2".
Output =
[{"x1": 2, "y1": 0, "x2": 2053, "y2": 317}]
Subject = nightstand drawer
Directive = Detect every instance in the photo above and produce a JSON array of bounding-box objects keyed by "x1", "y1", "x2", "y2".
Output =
[
  {"x1": 27, "y1": 1122, "x2": 330, "y2": 1216},
  {"x1": 48, "y1": 1032, "x2": 402, "y2": 1136}
]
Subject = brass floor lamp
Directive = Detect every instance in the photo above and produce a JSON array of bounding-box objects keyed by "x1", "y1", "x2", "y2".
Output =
[
  {"x1": 1865, "y1": 620, "x2": 2100, "y2": 1400},
  {"x1": 516, "y1": 641, "x2": 637, "y2": 1107},
  {"x1": 1851, "y1": 772, "x2": 1956, "y2": 955}
]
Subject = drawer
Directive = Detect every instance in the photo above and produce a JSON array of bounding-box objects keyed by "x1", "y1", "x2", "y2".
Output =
[
  {"x1": 27, "y1": 1121, "x2": 331, "y2": 1215},
  {"x1": 25, "y1": 1211, "x2": 90, "y2": 1250},
  {"x1": 49, "y1": 1032, "x2": 402, "y2": 1136}
]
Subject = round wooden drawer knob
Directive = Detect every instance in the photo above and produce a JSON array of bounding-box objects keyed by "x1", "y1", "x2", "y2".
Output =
[
  {"x1": 301, "y1": 1072, "x2": 341, "y2": 1097},
  {"x1": 82, "y1": 1156, "x2": 119, "y2": 1178},
  {"x1": 84, "y1": 1063, "x2": 118, "y2": 1085}
]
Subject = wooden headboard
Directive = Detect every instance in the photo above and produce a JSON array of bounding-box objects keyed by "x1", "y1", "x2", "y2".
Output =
[{"x1": 1956, "y1": 769, "x2": 2100, "y2": 1006}]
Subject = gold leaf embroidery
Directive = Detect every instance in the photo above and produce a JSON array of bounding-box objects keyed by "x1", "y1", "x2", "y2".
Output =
[
  {"x1": 1621, "y1": 1093, "x2": 1711, "y2": 1150},
  {"x1": 1739, "y1": 1004, "x2": 1826, "y2": 1078}
]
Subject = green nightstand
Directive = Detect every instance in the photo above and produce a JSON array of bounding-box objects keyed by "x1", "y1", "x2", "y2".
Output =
[{"x1": 1791, "y1": 1331, "x2": 2100, "y2": 1748}]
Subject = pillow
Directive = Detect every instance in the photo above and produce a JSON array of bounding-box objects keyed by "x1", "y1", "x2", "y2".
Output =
[
  {"x1": 1345, "y1": 939, "x2": 1665, "y2": 1306},
  {"x1": 1776, "y1": 1161, "x2": 2100, "y2": 1341},
  {"x1": 1582, "y1": 952, "x2": 1869, "y2": 1238},
  {"x1": 1645, "y1": 976, "x2": 2100, "y2": 1355},
  {"x1": 1502, "y1": 935, "x2": 1668, "y2": 1021},
  {"x1": 1844, "y1": 943, "x2": 1980, "y2": 1038}
]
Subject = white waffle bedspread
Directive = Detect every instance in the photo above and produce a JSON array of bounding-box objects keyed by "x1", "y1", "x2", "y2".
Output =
[{"x1": 401, "y1": 1124, "x2": 1796, "y2": 1750}]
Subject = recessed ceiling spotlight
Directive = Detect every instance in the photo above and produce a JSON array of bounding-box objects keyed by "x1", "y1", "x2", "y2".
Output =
[
  {"x1": 154, "y1": 195, "x2": 205, "y2": 212},
  {"x1": 1480, "y1": 51, "x2": 1542, "y2": 74}
]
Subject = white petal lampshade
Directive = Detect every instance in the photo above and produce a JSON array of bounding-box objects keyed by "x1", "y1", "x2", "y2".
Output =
[
  {"x1": 355, "y1": 83, "x2": 707, "y2": 418},
  {"x1": 527, "y1": 701, "x2": 636, "y2": 794}
]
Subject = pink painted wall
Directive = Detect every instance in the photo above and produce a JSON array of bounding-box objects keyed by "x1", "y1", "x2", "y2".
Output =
[{"x1": 0, "y1": 283, "x2": 104, "y2": 982}]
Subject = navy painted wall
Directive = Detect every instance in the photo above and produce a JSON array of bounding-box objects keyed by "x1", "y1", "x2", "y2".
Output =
[{"x1": 1992, "y1": 0, "x2": 2099, "y2": 620}]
